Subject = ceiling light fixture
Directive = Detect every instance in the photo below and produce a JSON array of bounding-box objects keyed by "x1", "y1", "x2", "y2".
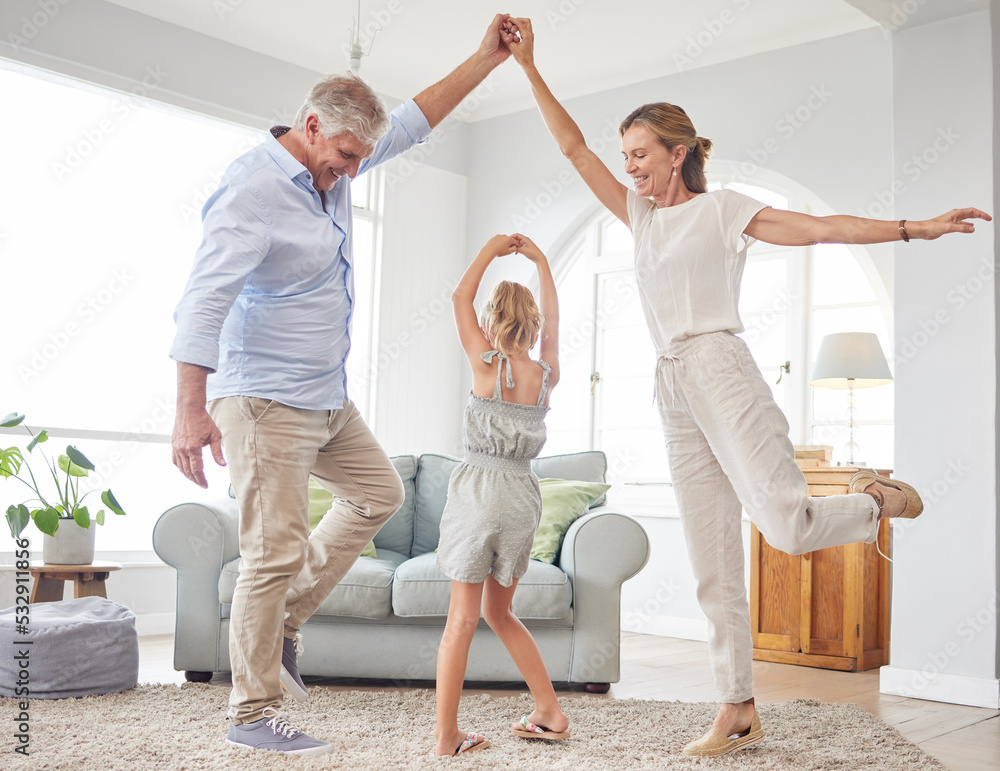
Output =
[{"x1": 347, "y1": 0, "x2": 377, "y2": 74}]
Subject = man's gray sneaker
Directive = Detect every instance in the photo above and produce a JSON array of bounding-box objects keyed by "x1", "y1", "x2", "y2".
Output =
[
  {"x1": 226, "y1": 708, "x2": 331, "y2": 755},
  {"x1": 279, "y1": 632, "x2": 308, "y2": 702}
]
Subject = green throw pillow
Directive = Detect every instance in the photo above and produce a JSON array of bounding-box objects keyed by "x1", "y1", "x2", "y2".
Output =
[
  {"x1": 531, "y1": 478, "x2": 612, "y2": 563},
  {"x1": 308, "y1": 478, "x2": 376, "y2": 559}
]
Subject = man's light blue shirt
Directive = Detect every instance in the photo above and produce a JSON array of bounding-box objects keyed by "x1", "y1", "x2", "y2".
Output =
[{"x1": 170, "y1": 100, "x2": 431, "y2": 411}]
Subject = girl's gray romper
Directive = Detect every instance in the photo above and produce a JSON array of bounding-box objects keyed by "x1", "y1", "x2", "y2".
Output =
[{"x1": 436, "y1": 350, "x2": 551, "y2": 587}]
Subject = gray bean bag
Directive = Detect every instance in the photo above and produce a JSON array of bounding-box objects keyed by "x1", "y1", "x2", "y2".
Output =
[{"x1": 1, "y1": 596, "x2": 138, "y2": 699}]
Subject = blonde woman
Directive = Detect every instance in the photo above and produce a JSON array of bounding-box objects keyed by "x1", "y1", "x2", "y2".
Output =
[
  {"x1": 503, "y1": 17, "x2": 991, "y2": 758},
  {"x1": 434, "y1": 233, "x2": 569, "y2": 756}
]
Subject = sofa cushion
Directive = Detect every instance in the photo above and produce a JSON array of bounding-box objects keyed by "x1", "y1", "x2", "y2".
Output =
[
  {"x1": 392, "y1": 552, "x2": 572, "y2": 620},
  {"x1": 412, "y1": 454, "x2": 460, "y2": 556},
  {"x1": 219, "y1": 549, "x2": 408, "y2": 620},
  {"x1": 532, "y1": 452, "x2": 608, "y2": 506},
  {"x1": 308, "y1": 454, "x2": 417, "y2": 557},
  {"x1": 531, "y1": 478, "x2": 613, "y2": 563},
  {"x1": 376, "y1": 455, "x2": 418, "y2": 556},
  {"x1": 307, "y1": 478, "x2": 376, "y2": 558}
]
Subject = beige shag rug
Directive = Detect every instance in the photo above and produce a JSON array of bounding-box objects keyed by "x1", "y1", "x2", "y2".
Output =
[{"x1": 3, "y1": 684, "x2": 945, "y2": 770}]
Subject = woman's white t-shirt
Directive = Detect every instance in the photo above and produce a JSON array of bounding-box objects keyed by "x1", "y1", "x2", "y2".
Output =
[{"x1": 626, "y1": 188, "x2": 768, "y2": 352}]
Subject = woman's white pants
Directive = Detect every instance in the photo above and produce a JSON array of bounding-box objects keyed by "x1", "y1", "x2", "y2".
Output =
[{"x1": 655, "y1": 331, "x2": 880, "y2": 703}]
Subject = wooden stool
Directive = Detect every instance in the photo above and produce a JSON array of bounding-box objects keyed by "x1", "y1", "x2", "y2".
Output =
[{"x1": 28, "y1": 560, "x2": 123, "y2": 603}]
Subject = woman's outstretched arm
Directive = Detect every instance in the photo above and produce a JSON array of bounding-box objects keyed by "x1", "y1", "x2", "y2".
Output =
[
  {"x1": 507, "y1": 17, "x2": 629, "y2": 226},
  {"x1": 745, "y1": 206, "x2": 992, "y2": 246}
]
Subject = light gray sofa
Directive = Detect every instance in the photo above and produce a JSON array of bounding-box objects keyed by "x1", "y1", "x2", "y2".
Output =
[{"x1": 152, "y1": 451, "x2": 649, "y2": 691}]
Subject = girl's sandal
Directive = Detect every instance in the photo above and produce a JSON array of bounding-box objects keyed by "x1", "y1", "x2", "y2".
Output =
[
  {"x1": 511, "y1": 716, "x2": 571, "y2": 740},
  {"x1": 454, "y1": 733, "x2": 490, "y2": 755}
]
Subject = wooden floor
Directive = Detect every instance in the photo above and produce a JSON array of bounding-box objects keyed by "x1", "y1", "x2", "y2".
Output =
[{"x1": 139, "y1": 632, "x2": 999, "y2": 770}]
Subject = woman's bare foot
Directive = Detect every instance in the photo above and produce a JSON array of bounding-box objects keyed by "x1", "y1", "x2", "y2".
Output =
[
  {"x1": 712, "y1": 698, "x2": 755, "y2": 737},
  {"x1": 864, "y1": 482, "x2": 906, "y2": 519}
]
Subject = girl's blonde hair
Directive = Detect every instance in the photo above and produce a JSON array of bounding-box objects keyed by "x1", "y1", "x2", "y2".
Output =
[
  {"x1": 479, "y1": 281, "x2": 542, "y2": 356},
  {"x1": 619, "y1": 102, "x2": 713, "y2": 194}
]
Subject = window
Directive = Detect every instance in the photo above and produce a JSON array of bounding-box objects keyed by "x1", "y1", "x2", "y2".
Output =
[
  {"x1": 545, "y1": 181, "x2": 892, "y2": 514},
  {"x1": 807, "y1": 244, "x2": 893, "y2": 467},
  {"x1": 344, "y1": 168, "x2": 383, "y2": 423},
  {"x1": 0, "y1": 63, "x2": 383, "y2": 553}
]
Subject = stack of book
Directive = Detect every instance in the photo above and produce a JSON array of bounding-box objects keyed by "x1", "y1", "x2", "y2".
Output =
[{"x1": 793, "y1": 445, "x2": 859, "y2": 496}]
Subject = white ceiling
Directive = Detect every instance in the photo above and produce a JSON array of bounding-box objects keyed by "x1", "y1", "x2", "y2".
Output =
[{"x1": 102, "y1": 0, "x2": 889, "y2": 121}]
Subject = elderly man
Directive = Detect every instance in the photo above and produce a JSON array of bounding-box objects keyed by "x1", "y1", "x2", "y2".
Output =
[{"x1": 170, "y1": 15, "x2": 516, "y2": 756}]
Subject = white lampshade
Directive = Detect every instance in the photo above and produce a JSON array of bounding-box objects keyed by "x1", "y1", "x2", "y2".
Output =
[{"x1": 810, "y1": 332, "x2": 892, "y2": 389}]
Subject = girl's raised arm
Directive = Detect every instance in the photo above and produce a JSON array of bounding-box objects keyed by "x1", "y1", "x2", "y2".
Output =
[
  {"x1": 453, "y1": 235, "x2": 519, "y2": 364},
  {"x1": 507, "y1": 18, "x2": 629, "y2": 227},
  {"x1": 514, "y1": 234, "x2": 560, "y2": 388}
]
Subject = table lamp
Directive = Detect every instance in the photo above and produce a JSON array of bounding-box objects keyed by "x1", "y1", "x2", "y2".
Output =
[{"x1": 809, "y1": 332, "x2": 892, "y2": 466}]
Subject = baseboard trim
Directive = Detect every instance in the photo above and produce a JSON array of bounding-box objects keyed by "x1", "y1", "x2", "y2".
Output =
[
  {"x1": 621, "y1": 613, "x2": 709, "y2": 642},
  {"x1": 135, "y1": 612, "x2": 175, "y2": 637},
  {"x1": 880, "y1": 665, "x2": 1000, "y2": 709}
]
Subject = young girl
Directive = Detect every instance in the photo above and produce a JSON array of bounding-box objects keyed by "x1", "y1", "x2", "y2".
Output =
[{"x1": 433, "y1": 233, "x2": 569, "y2": 757}]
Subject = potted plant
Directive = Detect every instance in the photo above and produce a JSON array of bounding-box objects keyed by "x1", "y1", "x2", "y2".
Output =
[{"x1": 1, "y1": 412, "x2": 126, "y2": 564}]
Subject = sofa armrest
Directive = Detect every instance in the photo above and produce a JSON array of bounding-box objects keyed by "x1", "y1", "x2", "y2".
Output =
[
  {"x1": 152, "y1": 499, "x2": 240, "y2": 674},
  {"x1": 558, "y1": 507, "x2": 649, "y2": 683}
]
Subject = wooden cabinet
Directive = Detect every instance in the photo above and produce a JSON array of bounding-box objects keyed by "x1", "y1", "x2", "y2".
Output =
[{"x1": 749, "y1": 464, "x2": 891, "y2": 671}]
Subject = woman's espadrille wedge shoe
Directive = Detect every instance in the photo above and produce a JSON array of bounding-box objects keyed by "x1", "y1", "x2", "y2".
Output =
[
  {"x1": 682, "y1": 710, "x2": 764, "y2": 757},
  {"x1": 849, "y1": 470, "x2": 924, "y2": 519}
]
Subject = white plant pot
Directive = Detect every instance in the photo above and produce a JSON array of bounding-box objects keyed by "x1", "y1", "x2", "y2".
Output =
[{"x1": 42, "y1": 519, "x2": 96, "y2": 565}]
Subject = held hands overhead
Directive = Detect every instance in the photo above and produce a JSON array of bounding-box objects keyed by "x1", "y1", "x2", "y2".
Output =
[
  {"x1": 480, "y1": 14, "x2": 517, "y2": 67},
  {"x1": 501, "y1": 17, "x2": 532, "y2": 67},
  {"x1": 484, "y1": 233, "x2": 546, "y2": 264}
]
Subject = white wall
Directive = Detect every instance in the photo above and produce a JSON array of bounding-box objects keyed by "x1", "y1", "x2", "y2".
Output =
[
  {"x1": 879, "y1": 10, "x2": 999, "y2": 709},
  {"x1": 372, "y1": 160, "x2": 468, "y2": 457}
]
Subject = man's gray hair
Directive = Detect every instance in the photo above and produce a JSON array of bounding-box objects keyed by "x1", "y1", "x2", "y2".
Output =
[{"x1": 293, "y1": 73, "x2": 390, "y2": 146}]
